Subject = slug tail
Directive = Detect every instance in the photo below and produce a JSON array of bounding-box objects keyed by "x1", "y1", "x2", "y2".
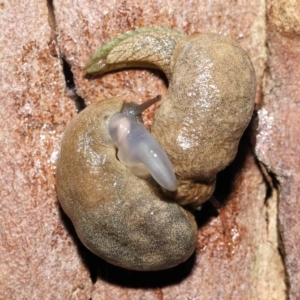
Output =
[{"x1": 85, "y1": 28, "x2": 186, "y2": 78}]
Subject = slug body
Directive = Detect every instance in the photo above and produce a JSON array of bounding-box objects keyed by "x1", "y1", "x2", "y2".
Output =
[
  {"x1": 56, "y1": 28, "x2": 256, "y2": 271},
  {"x1": 109, "y1": 106, "x2": 177, "y2": 191},
  {"x1": 56, "y1": 98, "x2": 197, "y2": 271},
  {"x1": 86, "y1": 29, "x2": 256, "y2": 207}
]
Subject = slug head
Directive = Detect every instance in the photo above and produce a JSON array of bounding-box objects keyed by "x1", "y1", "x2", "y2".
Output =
[
  {"x1": 109, "y1": 96, "x2": 177, "y2": 192},
  {"x1": 121, "y1": 95, "x2": 161, "y2": 123}
]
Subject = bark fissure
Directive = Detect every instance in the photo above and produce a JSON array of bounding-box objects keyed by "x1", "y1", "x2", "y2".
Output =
[
  {"x1": 47, "y1": 0, "x2": 86, "y2": 112},
  {"x1": 46, "y1": 0, "x2": 93, "y2": 288},
  {"x1": 255, "y1": 160, "x2": 287, "y2": 299},
  {"x1": 256, "y1": 24, "x2": 289, "y2": 299},
  {"x1": 61, "y1": 57, "x2": 87, "y2": 112},
  {"x1": 254, "y1": 7, "x2": 288, "y2": 293}
]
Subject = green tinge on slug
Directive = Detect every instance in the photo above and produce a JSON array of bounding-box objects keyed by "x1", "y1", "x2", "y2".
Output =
[{"x1": 85, "y1": 27, "x2": 186, "y2": 78}]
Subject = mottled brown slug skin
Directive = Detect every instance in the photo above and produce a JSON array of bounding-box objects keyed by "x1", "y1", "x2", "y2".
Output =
[
  {"x1": 56, "y1": 98, "x2": 198, "y2": 271},
  {"x1": 152, "y1": 33, "x2": 256, "y2": 206},
  {"x1": 86, "y1": 28, "x2": 186, "y2": 79},
  {"x1": 86, "y1": 30, "x2": 256, "y2": 207}
]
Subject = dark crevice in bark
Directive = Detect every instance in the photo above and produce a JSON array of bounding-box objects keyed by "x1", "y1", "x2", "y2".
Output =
[
  {"x1": 61, "y1": 57, "x2": 76, "y2": 90},
  {"x1": 47, "y1": 0, "x2": 56, "y2": 42},
  {"x1": 46, "y1": 0, "x2": 86, "y2": 112},
  {"x1": 46, "y1": 0, "x2": 93, "y2": 290},
  {"x1": 256, "y1": 161, "x2": 279, "y2": 205},
  {"x1": 256, "y1": 25, "x2": 289, "y2": 296},
  {"x1": 256, "y1": 160, "x2": 289, "y2": 298},
  {"x1": 61, "y1": 58, "x2": 87, "y2": 112},
  {"x1": 277, "y1": 232, "x2": 290, "y2": 299}
]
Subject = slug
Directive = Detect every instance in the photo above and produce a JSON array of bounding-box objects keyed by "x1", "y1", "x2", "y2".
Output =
[
  {"x1": 86, "y1": 28, "x2": 256, "y2": 207},
  {"x1": 56, "y1": 28, "x2": 256, "y2": 271},
  {"x1": 109, "y1": 95, "x2": 177, "y2": 191},
  {"x1": 56, "y1": 98, "x2": 197, "y2": 271}
]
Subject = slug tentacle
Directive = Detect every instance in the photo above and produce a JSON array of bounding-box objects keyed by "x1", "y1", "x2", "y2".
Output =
[
  {"x1": 121, "y1": 95, "x2": 161, "y2": 123},
  {"x1": 109, "y1": 96, "x2": 177, "y2": 192},
  {"x1": 86, "y1": 28, "x2": 186, "y2": 79}
]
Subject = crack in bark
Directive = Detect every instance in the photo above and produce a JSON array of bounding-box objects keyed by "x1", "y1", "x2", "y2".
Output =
[
  {"x1": 256, "y1": 161, "x2": 278, "y2": 225},
  {"x1": 61, "y1": 58, "x2": 87, "y2": 112},
  {"x1": 46, "y1": 0, "x2": 93, "y2": 291},
  {"x1": 257, "y1": 24, "x2": 289, "y2": 297},
  {"x1": 255, "y1": 123, "x2": 288, "y2": 299},
  {"x1": 47, "y1": 0, "x2": 86, "y2": 112},
  {"x1": 257, "y1": 161, "x2": 288, "y2": 299},
  {"x1": 47, "y1": 0, "x2": 57, "y2": 44},
  {"x1": 254, "y1": 3, "x2": 290, "y2": 299}
]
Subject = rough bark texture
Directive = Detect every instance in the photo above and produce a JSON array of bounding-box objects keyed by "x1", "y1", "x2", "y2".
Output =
[
  {"x1": 1, "y1": 0, "x2": 299, "y2": 299},
  {"x1": 0, "y1": 1, "x2": 92, "y2": 299},
  {"x1": 256, "y1": 1, "x2": 300, "y2": 299}
]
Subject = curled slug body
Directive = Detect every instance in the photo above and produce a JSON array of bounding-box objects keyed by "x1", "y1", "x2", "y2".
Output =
[
  {"x1": 56, "y1": 28, "x2": 256, "y2": 271},
  {"x1": 86, "y1": 29, "x2": 256, "y2": 207},
  {"x1": 109, "y1": 110, "x2": 177, "y2": 191}
]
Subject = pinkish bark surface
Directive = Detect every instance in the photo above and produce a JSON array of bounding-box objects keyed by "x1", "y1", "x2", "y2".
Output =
[
  {"x1": 2, "y1": 0, "x2": 299, "y2": 299},
  {"x1": 255, "y1": 1, "x2": 300, "y2": 298},
  {"x1": 0, "y1": 0, "x2": 91, "y2": 299}
]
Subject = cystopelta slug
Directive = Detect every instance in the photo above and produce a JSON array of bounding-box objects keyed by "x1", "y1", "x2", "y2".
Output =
[{"x1": 57, "y1": 28, "x2": 256, "y2": 271}]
